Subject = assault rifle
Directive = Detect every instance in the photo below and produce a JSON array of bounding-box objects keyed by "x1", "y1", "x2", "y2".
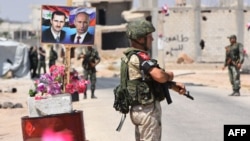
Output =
[
  {"x1": 82, "y1": 53, "x2": 90, "y2": 68},
  {"x1": 160, "y1": 81, "x2": 194, "y2": 105},
  {"x1": 141, "y1": 66, "x2": 194, "y2": 104},
  {"x1": 224, "y1": 46, "x2": 240, "y2": 67},
  {"x1": 226, "y1": 57, "x2": 240, "y2": 67}
]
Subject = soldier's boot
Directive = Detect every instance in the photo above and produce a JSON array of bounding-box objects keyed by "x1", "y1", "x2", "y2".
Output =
[
  {"x1": 228, "y1": 91, "x2": 236, "y2": 96},
  {"x1": 91, "y1": 89, "x2": 97, "y2": 99},
  {"x1": 83, "y1": 92, "x2": 87, "y2": 99},
  {"x1": 229, "y1": 89, "x2": 240, "y2": 96},
  {"x1": 233, "y1": 89, "x2": 240, "y2": 96}
]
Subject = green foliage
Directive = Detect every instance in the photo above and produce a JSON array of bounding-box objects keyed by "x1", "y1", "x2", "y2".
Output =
[{"x1": 29, "y1": 89, "x2": 37, "y2": 97}]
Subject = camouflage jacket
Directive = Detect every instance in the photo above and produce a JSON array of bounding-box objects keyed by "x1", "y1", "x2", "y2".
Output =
[
  {"x1": 82, "y1": 48, "x2": 100, "y2": 70},
  {"x1": 224, "y1": 42, "x2": 244, "y2": 66}
]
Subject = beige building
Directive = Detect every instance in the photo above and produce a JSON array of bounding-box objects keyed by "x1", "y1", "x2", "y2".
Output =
[{"x1": 0, "y1": 21, "x2": 33, "y2": 41}]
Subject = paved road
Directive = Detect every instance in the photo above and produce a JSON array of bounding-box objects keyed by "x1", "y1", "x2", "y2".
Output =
[{"x1": 73, "y1": 77, "x2": 250, "y2": 141}]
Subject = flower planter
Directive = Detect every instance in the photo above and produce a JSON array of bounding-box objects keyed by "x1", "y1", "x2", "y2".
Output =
[
  {"x1": 27, "y1": 93, "x2": 73, "y2": 117},
  {"x1": 71, "y1": 92, "x2": 79, "y2": 102}
]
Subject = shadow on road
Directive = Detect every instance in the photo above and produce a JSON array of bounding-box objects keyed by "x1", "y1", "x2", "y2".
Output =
[
  {"x1": 96, "y1": 77, "x2": 119, "y2": 89},
  {"x1": 95, "y1": 77, "x2": 208, "y2": 90}
]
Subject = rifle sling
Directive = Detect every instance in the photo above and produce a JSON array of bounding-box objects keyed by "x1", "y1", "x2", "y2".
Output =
[{"x1": 116, "y1": 114, "x2": 126, "y2": 132}]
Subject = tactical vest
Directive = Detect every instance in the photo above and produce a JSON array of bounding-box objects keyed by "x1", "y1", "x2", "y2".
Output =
[
  {"x1": 82, "y1": 49, "x2": 98, "y2": 70},
  {"x1": 113, "y1": 48, "x2": 166, "y2": 131},
  {"x1": 123, "y1": 49, "x2": 165, "y2": 105},
  {"x1": 226, "y1": 43, "x2": 244, "y2": 66}
]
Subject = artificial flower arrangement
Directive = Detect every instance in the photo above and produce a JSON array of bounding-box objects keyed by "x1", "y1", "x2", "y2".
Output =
[{"x1": 29, "y1": 65, "x2": 89, "y2": 99}]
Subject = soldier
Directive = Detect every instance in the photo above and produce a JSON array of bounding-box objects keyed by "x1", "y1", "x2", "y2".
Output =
[
  {"x1": 49, "y1": 45, "x2": 58, "y2": 68},
  {"x1": 37, "y1": 47, "x2": 47, "y2": 76},
  {"x1": 124, "y1": 19, "x2": 186, "y2": 141},
  {"x1": 77, "y1": 46, "x2": 100, "y2": 99},
  {"x1": 28, "y1": 46, "x2": 38, "y2": 78},
  {"x1": 222, "y1": 35, "x2": 244, "y2": 96}
]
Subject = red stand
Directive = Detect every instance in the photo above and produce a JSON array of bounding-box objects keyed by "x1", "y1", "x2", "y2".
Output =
[{"x1": 21, "y1": 110, "x2": 86, "y2": 141}]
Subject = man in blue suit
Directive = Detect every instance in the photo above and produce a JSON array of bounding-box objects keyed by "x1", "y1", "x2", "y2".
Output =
[
  {"x1": 42, "y1": 11, "x2": 66, "y2": 43},
  {"x1": 70, "y1": 12, "x2": 94, "y2": 45}
]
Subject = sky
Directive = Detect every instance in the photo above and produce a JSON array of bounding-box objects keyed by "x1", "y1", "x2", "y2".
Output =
[
  {"x1": 0, "y1": 0, "x2": 66, "y2": 22},
  {"x1": 1, "y1": 0, "x2": 250, "y2": 22}
]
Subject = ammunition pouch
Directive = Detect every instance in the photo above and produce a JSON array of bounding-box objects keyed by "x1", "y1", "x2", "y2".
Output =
[
  {"x1": 113, "y1": 85, "x2": 130, "y2": 114},
  {"x1": 127, "y1": 79, "x2": 154, "y2": 105}
]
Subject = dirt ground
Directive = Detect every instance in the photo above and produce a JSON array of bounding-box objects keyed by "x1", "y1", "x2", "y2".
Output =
[{"x1": 0, "y1": 51, "x2": 250, "y2": 140}]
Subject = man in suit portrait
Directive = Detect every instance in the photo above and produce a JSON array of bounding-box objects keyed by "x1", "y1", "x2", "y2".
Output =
[
  {"x1": 70, "y1": 12, "x2": 94, "y2": 44},
  {"x1": 42, "y1": 11, "x2": 67, "y2": 43}
]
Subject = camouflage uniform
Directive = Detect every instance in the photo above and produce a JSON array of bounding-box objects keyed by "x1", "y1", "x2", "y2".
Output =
[
  {"x1": 224, "y1": 35, "x2": 244, "y2": 95},
  {"x1": 28, "y1": 46, "x2": 38, "y2": 78},
  {"x1": 126, "y1": 19, "x2": 162, "y2": 141},
  {"x1": 49, "y1": 47, "x2": 58, "y2": 68},
  {"x1": 37, "y1": 47, "x2": 46, "y2": 76},
  {"x1": 80, "y1": 46, "x2": 100, "y2": 99},
  {"x1": 127, "y1": 48, "x2": 162, "y2": 141}
]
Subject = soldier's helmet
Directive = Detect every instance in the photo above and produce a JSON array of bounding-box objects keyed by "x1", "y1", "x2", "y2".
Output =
[
  {"x1": 126, "y1": 19, "x2": 155, "y2": 40},
  {"x1": 227, "y1": 34, "x2": 237, "y2": 39}
]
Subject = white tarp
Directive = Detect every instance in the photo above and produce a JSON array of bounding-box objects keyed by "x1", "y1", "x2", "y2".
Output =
[{"x1": 0, "y1": 38, "x2": 30, "y2": 78}]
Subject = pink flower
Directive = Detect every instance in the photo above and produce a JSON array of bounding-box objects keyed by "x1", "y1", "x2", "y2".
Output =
[
  {"x1": 65, "y1": 83, "x2": 75, "y2": 94},
  {"x1": 35, "y1": 95, "x2": 43, "y2": 100},
  {"x1": 50, "y1": 65, "x2": 65, "y2": 81},
  {"x1": 77, "y1": 80, "x2": 87, "y2": 93},
  {"x1": 37, "y1": 83, "x2": 47, "y2": 93},
  {"x1": 47, "y1": 82, "x2": 62, "y2": 95},
  {"x1": 29, "y1": 65, "x2": 89, "y2": 96}
]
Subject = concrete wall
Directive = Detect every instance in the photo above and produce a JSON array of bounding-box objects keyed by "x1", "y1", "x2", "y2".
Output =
[
  {"x1": 161, "y1": 9, "x2": 196, "y2": 62},
  {"x1": 200, "y1": 10, "x2": 237, "y2": 62},
  {"x1": 159, "y1": 8, "x2": 250, "y2": 63}
]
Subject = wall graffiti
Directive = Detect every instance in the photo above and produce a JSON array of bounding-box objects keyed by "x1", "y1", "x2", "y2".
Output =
[
  {"x1": 161, "y1": 34, "x2": 189, "y2": 55},
  {"x1": 170, "y1": 44, "x2": 183, "y2": 51},
  {"x1": 163, "y1": 34, "x2": 189, "y2": 43}
]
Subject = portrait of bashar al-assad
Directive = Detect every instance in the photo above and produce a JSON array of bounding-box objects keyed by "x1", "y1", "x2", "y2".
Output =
[
  {"x1": 41, "y1": 5, "x2": 71, "y2": 44},
  {"x1": 41, "y1": 10, "x2": 67, "y2": 43}
]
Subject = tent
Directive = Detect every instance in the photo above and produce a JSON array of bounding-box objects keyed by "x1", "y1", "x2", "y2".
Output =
[{"x1": 0, "y1": 37, "x2": 30, "y2": 78}]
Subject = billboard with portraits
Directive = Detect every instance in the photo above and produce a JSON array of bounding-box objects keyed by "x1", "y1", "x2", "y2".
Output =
[{"x1": 41, "y1": 5, "x2": 96, "y2": 45}]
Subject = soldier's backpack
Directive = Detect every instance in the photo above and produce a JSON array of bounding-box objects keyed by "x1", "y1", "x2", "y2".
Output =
[{"x1": 113, "y1": 50, "x2": 137, "y2": 131}]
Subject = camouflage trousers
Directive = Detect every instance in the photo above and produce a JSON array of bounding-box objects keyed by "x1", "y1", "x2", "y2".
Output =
[
  {"x1": 228, "y1": 65, "x2": 241, "y2": 91},
  {"x1": 37, "y1": 60, "x2": 46, "y2": 76},
  {"x1": 83, "y1": 69, "x2": 96, "y2": 91},
  {"x1": 130, "y1": 100, "x2": 162, "y2": 141}
]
